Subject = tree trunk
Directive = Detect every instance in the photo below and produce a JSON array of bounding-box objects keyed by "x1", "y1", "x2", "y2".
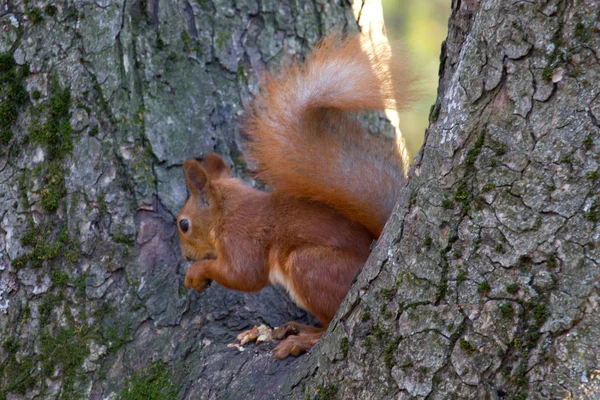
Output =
[
  {"x1": 291, "y1": 0, "x2": 600, "y2": 399},
  {"x1": 1, "y1": 1, "x2": 599, "y2": 400},
  {"x1": 0, "y1": 1, "x2": 365, "y2": 399}
]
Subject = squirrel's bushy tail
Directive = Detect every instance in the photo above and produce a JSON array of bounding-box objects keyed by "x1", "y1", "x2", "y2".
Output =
[{"x1": 244, "y1": 33, "x2": 417, "y2": 237}]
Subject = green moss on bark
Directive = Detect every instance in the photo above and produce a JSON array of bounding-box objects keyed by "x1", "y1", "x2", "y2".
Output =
[{"x1": 120, "y1": 362, "x2": 177, "y2": 400}]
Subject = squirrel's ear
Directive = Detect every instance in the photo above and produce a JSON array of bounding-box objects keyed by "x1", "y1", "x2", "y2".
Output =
[
  {"x1": 203, "y1": 153, "x2": 231, "y2": 180},
  {"x1": 183, "y1": 159, "x2": 208, "y2": 197}
]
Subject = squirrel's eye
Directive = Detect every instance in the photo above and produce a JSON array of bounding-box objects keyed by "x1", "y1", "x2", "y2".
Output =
[{"x1": 179, "y1": 219, "x2": 189, "y2": 233}]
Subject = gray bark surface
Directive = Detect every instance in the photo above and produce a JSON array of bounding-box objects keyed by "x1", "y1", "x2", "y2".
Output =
[
  {"x1": 0, "y1": 1, "x2": 357, "y2": 399},
  {"x1": 1, "y1": 0, "x2": 599, "y2": 399},
  {"x1": 290, "y1": 0, "x2": 600, "y2": 399}
]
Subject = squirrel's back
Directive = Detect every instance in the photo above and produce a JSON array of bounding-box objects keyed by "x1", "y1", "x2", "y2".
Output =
[{"x1": 244, "y1": 33, "x2": 416, "y2": 237}]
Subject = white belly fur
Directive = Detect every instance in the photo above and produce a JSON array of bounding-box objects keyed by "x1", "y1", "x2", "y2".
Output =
[{"x1": 268, "y1": 266, "x2": 308, "y2": 311}]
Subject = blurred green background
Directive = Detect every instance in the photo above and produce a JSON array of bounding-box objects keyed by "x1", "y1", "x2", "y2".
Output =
[{"x1": 382, "y1": 0, "x2": 451, "y2": 158}]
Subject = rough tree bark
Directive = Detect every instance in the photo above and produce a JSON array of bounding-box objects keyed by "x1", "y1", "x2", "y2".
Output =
[
  {"x1": 0, "y1": 1, "x2": 368, "y2": 399},
  {"x1": 290, "y1": 0, "x2": 600, "y2": 399},
  {"x1": 1, "y1": 1, "x2": 599, "y2": 400}
]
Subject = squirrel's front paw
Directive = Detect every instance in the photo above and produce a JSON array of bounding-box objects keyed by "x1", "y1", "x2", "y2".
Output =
[
  {"x1": 184, "y1": 274, "x2": 212, "y2": 292},
  {"x1": 184, "y1": 267, "x2": 212, "y2": 292}
]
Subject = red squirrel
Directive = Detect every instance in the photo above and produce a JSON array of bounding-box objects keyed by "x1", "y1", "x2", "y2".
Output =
[{"x1": 177, "y1": 33, "x2": 415, "y2": 359}]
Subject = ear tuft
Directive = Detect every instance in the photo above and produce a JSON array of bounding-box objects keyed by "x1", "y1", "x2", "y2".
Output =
[
  {"x1": 203, "y1": 153, "x2": 231, "y2": 180},
  {"x1": 183, "y1": 159, "x2": 208, "y2": 197}
]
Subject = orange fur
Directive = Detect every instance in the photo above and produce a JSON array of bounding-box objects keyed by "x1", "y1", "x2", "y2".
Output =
[
  {"x1": 244, "y1": 33, "x2": 416, "y2": 236},
  {"x1": 177, "y1": 33, "x2": 414, "y2": 358},
  {"x1": 272, "y1": 322, "x2": 325, "y2": 359},
  {"x1": 179, "y1": 162, "x2": 372, "y2": 322}
]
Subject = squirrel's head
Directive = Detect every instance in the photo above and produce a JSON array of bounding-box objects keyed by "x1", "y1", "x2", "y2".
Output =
[{"x1": 177, "y1": 153, "x2": 231, "y2": 262}]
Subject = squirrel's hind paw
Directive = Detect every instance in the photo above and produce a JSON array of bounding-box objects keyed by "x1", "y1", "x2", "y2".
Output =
[{"x1": 272, "y1": 331, "x2": 323, "y2": 359}]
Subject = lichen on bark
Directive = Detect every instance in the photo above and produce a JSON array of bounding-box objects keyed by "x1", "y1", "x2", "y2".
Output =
[
  {"x1": 1, "y1": 0, "x2": 599, "y2": 399},
  {"x1": 0, "y1": 1, "x2": 358, "y2": 398},
  {"x1": 292, "y1": 1, "x2": 600, "y2": 399}
]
